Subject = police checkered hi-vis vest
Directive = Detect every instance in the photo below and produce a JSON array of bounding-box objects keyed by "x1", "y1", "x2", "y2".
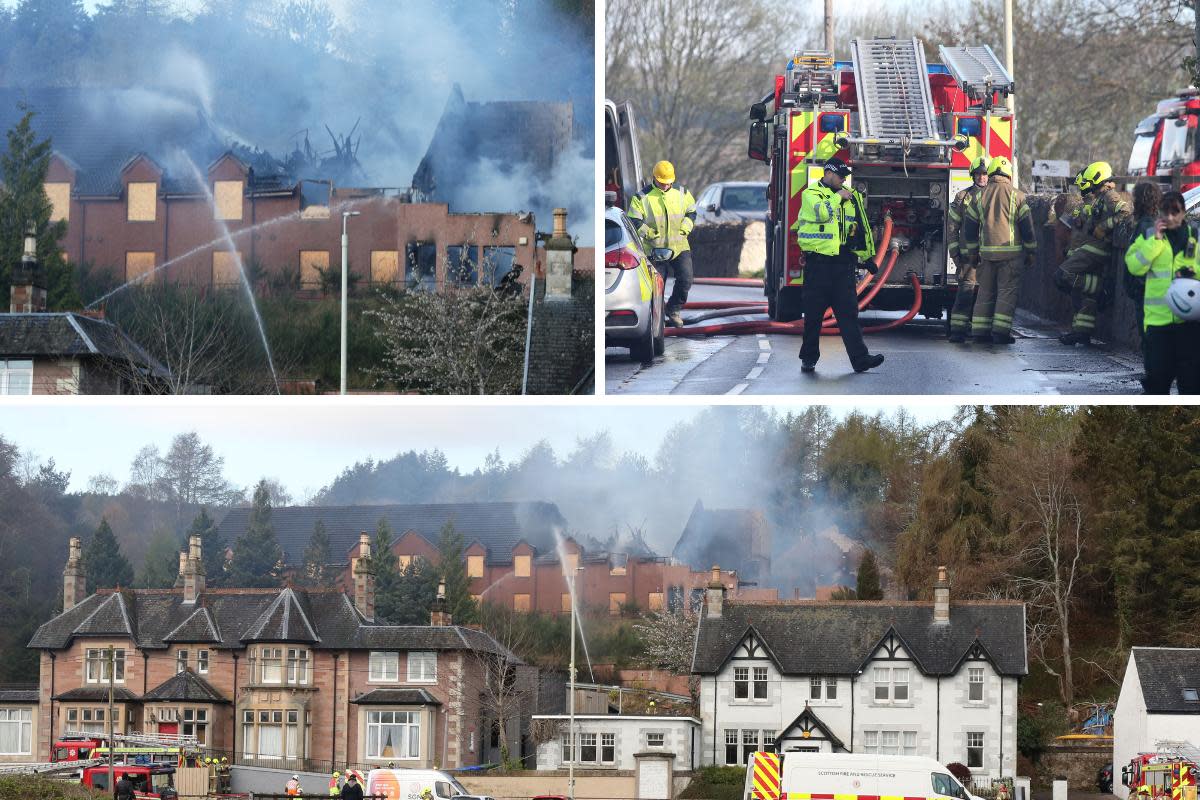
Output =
[
  {"x1": 792, "y1": 182, "x2": 875, "y2": 262},
  {"x1": 1126, "y1": 220, "x2": 1200, "y2": 330},
  {"x1": 627, "y1": 184, "x2": 697, "y2": 256}
]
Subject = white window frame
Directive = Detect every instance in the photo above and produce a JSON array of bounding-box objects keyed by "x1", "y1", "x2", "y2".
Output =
[
  {"x1": 903, "y1": 731, "x2": 917, "y2": 755},
  {"x1": 176, "y1": 649, "x2": 189, "y2": 674},
  {"x1": 724, "y1": 729, "x2": 739, "y2": 765},
  {"x1": 874, "y1": 666, "x2": 909, "y2": 703},
  {"x1": 0, "y1": 707, "x2": 32, "y2": 755},
  {"x1": 863, "y1": 730, "x2": 879, "y2": 753},
  {"x1": 561, "y1": 732, "x2": 573, "y2": 763},
  {"x1": 407, "y1": 651, "x2": 437, "y2": 683},
  {"x1": 578, "y1": 732, "x2": 598, "y2": 763},
  {"x1": 741, "y1": 729, "x2": 759, "y2": 764},
  {"x1": 85, "y1": 649, "x2": 125, "y2": 684},
  {"x1": 0, "y1": 360, "x2": 34, "y2": 395},
  {"x1": 646, "y1": 732, "x2": 665, "y2": 748},
  {"x1": 733, "y1": 666, "x2": 749, "y2": 699},
  {"x1": 181, "y1": 707, "x2": 208, "y2": 745},
  {"x1": 369, "y1": 652, "x2": 400, "y2": 683},
  {"x1": 196, "y1": 650, "x2": 209, "y2": 675},
  {"x1": 825, "y1": 677, "x2": 838, "y2": 700},
  {"x1": 286, "y1": 649, "x2": 310, "y2": 685},
  {"x1": 893, "y1": 668, "x2": 910, "y2": 702},
  {"x1": 810, "y1": 676, "x2": 822, "y2": 700},
  {"x1": 753, "y1": 666, "x2": 768, "y2": 699},
  {"x1": 600, "y1": 732, "x2": 616, "y2": 764},
  {"x1": 259, "y1": 647, "x2": 283, "y2": 684},
  {"x1": 881, "y1": 730, "x2": 899, "y2": 755},
  {"x1": 968, "y1": 667, "x2": 985, "y2": 702},
  {"x1": 874, "y1": 667, "x2": 890, "y2": 701},
  {"x1": 967, "y1": 731, "x2": 985, "y2": 769}
]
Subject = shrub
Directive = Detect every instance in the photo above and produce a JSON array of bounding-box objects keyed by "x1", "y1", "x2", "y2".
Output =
[{"x1": 947, "y1": 763, "x2": 972, "y2": 785}]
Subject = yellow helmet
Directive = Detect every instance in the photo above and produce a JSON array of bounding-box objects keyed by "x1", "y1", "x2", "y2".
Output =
[
  {"x1": 969, "y1": 155, "x2": 989, "y2": 176},
  {"x1": 987, "y1": 156, "x2": 1013, "y2": 177},
  {"x1": 1080, "y1": 161, "x2": 1113, "y2": 190},
  {"x1": 332, "y1": 772, "x2": 340, "y2": 778},
  {"x1": 652, "y1": 160, "x2": 675, "y2": 184}
]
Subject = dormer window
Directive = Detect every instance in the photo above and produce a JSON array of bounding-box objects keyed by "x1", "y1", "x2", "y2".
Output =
[
  {"x1": 467, "y1": 555, "x2": 485, "y2": 578},
  {"x1": 127, "y1": 182, "x2": 157, "y2": 221},
  {"x1": 213, "y1": 180, "x2": 244, "y2": 220},
  {"x1": 514, "y1": 554, "x2": 531, "y2": 578},
  {"x1": 1185, "y1": 688, "x2": 1199, "y2": 702}
]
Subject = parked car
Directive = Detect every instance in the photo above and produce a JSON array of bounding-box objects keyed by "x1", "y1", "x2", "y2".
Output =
[
  {"x1": 1098, "y1": 763, "x2": 1113, "y2": 793},
  {"x1": 695, "y1": 181, "x2": 768, "y2": 225},
  {"x1": 604, "y1": 200, "x2": 665, "y2": 362}
]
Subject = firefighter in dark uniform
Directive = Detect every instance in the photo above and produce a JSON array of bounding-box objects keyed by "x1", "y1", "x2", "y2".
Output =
[
  {"x1": 946, "y1": 155, "x2": 990, "y2": 342},
  {"x1": 792, "y1": 157, "x2": 885, "y2": 373}
]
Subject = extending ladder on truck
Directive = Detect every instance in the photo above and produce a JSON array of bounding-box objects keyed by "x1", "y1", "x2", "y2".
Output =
[
  {"x1": 938, "y1": 44, "x2": 1014, "y2": 106},
  {"x1": 850, "y1": 36, "x2": 939, "y2": 144},
  {"x1": 1157, "y1": 741, "x2": 1200, "y2": 766},
  {"x1": 0, "y1": 758, "x2": 107, "y2": 775}
]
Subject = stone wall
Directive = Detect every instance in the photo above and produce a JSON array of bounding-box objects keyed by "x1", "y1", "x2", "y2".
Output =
[
  {"x1": 527, "y1": 273, "x2": 594, "y2": 394},
  {"x1": 1030, "y1": 744, "x2": 1110, "y2": 790},
  {"x1": 691, "y1": 222, "x2": 752, "y2": 278}
]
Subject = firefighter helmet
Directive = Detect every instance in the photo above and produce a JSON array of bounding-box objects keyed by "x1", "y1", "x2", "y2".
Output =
[
  {"x1": 969, "y1": 155, "x2": 989, "y2": 176},
  {"x1": 987, "y1": 156, "x2": 1013, "y2": 177},
  {"x1": 1080, "y1": 161, "x2": 1114, "y2": 190},
  {"x1": 652, "y1": 160, "x2": 675, "y2": 184},
  {"x1": 1167, "y1": 277, "x2": 1200, "y2": 321}
]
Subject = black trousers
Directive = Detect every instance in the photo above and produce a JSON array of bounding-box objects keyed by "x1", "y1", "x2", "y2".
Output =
[
  {"x1": 799, "y1": 253, "x2": 869, "y2": 367},
  {"x1": 1143, "y1": 322, "x2": 1200, "y2": 395},
  {"x1": 658, "y1": 251, "x2": 694, "y2": 313}
]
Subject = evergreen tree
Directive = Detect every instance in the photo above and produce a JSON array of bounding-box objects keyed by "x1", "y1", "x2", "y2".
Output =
[
  {"x1": 371, "y1": 518, "x2": 404, "y2": 621},
  {"x1": 856, "y1": 549, "x2": 883, "y2": 600},
  {"x1": 0, "y1": 111, "x2": 77, "y2": 309},
  {"x1": 84, "y1": 518, "x2": 134, "y2": 592},
  {"x1": 228, "y1": 480, "x2": 282, "y2": 588},
  {"x1": 300, "y1": 519, "x2": 331, "y2": 586},
  {"x1": 139, "y1": 530, "x2": 181, "y2": 589},
  {"x1": 437, "y1": 522, "x2": 477, "y2": 624},
  {"x1": 390, "y1": 556, "x2": 440, "y2": 625},
  {"x1": 186, "y1": 508, "x2": 226, "y2": 587}
]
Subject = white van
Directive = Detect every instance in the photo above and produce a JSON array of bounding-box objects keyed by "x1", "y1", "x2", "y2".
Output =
[
  {"x1": 744, "y1": 752, "x2": 984, "y2": 800},
  {"x1": 365, "y1": 769, "x2": 494, "y2": 800}
]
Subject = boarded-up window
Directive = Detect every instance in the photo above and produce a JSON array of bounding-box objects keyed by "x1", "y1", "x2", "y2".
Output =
[
  {"x1": 127, "y1": 182, "x2": 157, "y2": 221},
  {"x1": 397, "y1": 555, "x2": 412, "y2": 570},
  {"x1": 126, "y1": 251, "x2": 156, "y2": 283},
  {"x1": 648, "y1": 592, "x2": 664, "y2": 612},
  {"x1": 561, "y1": 593, "x2": 571, "y2": 613},
  {"x1": 214, "y1": 180, "x2": 244, "y2": 221},
  {"x1": 467, "y1": 555, "x2": 484, "y2": 578},
  {"x1": 514, "y1": 555, "x2": 531, "y2": 578},
  {"x1": 299, "y1": 250, "x2": 329, "y2": 288},
  {"x1": 513, "y1": 594, "x2": 531, "y2": 612},
  {"x1": 44, "y1": 182, "x2": 71, "y2": 222},
  {"x1": 212, "y1": 251, "x2": 241, "y2": 286},
  {"x1": 609, "y1": 593, "x2": 626, "y2": 615},
  {"x1": 371, "y1": 250, "x2": 400, "y2": 284}
]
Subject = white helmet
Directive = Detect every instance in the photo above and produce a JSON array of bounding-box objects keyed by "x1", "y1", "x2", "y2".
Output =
[{"x1": 1168, "y1": 277, "x2": 1200, "y2": 321}]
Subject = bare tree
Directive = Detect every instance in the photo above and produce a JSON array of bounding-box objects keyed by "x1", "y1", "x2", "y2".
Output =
[{"x1": 475, "y1": 607, "x2": 535, "y2": 767}]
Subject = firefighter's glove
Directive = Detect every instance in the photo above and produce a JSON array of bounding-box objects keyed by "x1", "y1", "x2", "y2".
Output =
[{"x1": 1053, "y1": 267, "x2": 1074, "y2": 294}]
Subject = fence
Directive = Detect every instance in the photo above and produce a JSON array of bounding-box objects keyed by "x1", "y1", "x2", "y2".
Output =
[{"x1": 970, "y1": 776, "x2": 1015, "y2": 800}]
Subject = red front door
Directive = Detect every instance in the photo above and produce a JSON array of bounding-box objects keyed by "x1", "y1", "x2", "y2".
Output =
[{"x1": 158, "y1": 723, "x2": 178, "y2": 735}]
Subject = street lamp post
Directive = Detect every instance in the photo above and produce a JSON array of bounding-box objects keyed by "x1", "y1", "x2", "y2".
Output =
[
  {"x1": 568, "y1": 566, "x2": 581, "y2": 800},
  {"x1": 340, "y1": 211, "x2": 361, "y2": 395}
]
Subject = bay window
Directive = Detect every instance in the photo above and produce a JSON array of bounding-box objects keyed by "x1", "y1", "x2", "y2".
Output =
[{"x1": 366, "y1": 710, "x2": 420, "y2": 760}]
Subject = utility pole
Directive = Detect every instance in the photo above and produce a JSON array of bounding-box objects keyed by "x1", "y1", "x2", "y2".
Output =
[
  {"x1": 106, "y1": 645, "x2": 115, "y2": 793},
  {"x1": 340, "y1": 210, "x2": 361, "y2": 395},
  {"x1": 1004, "y1": 0, "x2": 1018, "y2": 186},
  {"x1": 567, "y1": 569, "x2": 576, "y2": 800},
  {"x1": 824, "y1": 0, "x2": 834, "y2": 55}
]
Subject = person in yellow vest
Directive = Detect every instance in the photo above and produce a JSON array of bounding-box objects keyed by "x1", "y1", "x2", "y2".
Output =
[
  {"x1": 1124, "y1": 190, "x2": 1200, "y2": 394},
  {"x1": 792, "y1": 157, "x2": 885, "y2": 373},
  {"x1": 961, "y1": 156, "x2": 1038, "y2": 344},
  {"x1": 627, "y1": 160, "x2": 697, "y2": 327},
  {"x1": 329, "y1": 771, "x2": 342, "y2": 797},
  {"x1": 946, "y1": 155, "x2": 990, "y2": 342}
]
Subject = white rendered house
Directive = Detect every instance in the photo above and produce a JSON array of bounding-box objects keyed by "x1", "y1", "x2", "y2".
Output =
[{"x1": 1113, "y1": 647, "x2": 1200, "y2": 799}]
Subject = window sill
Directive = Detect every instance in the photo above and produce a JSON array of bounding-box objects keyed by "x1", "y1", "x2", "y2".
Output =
[
  {"x1": 870, "y1": 702, "x2": 914, "y2": 708},
  {"x1": 367, "y1": 678, "x2": 401, "y2": 685},
  {"x1": 405, "y1": 679, "x2": 438, "y2": 686},
  {"x1": 246, "y1": 682, "x2": 316, "y2": 691}
]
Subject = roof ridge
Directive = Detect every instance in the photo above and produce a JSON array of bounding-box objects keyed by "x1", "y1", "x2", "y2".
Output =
[
  {"x1": 245, "y1": 592, "x2": 286, "y2": 640},
  {"x1": 65, "y1": 313, "x2": 98, "y2": 354}
]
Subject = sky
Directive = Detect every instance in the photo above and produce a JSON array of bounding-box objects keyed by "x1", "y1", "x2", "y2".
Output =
[{"x1": 0, "y1": 401, "x2": 958, "y2": 499}]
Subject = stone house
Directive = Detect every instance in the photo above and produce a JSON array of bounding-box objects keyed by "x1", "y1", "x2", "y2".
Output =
[
  {"x1": 0, "y1": 687, "x2": 39, "y2": 764},
  {"x1": 532, "y1": 714, "x2": 701, "y2": 771},
  {"x1": 1113, "y1": 647, "x2": 1200, "y2": 799}
]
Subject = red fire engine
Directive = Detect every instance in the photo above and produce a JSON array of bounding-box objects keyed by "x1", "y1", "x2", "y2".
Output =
[
  {"x1": 81, "y1": 763, "x2": 179, "y2": 799},
  {"x1": 749, "y1": 38, "x2": 1015, "y2": 322},
  {"x1": 1123, "y1": 744, "x2": 1199, "y2": 800},
  {"x1": 1128, "y1": 90, "x2": 1200, "y2": 191}
]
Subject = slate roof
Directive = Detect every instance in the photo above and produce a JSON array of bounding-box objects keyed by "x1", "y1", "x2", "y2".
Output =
[
  {"x1": 692, "y1": 600, "x2": 1027, "y2": 677},
  {"x1": 1133, "y1": 647, "x2": 1200, "y2": 713},
  {"x1": 0, "y1": 313, "x2": 168, "y2": 375},
  {"x1": 351, "y1": 689, "x2": 441, "y2": 706},
  {"x1": 29, "y1": 588, "x2": 515, "y2": 660},
  {"x1": 0, "y1": 687, "x2": 38, "y2": 703},
  {"x1": 54, "y1": 687, "x2": 140, "y2": 702},
  {"x1": 143, "y1": 669, "x2": 229, "y2": 704},
  {"x1": 216, "y1": 501, "x2": 568, "y2": 568}
]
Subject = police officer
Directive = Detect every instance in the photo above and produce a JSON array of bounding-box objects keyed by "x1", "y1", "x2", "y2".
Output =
[
  {"x1": 115, "y1": 773, "x2": 135, "y2": 800},
  {"x1": 1057, "y1": 161, "x2": 1132, "y2": 345},
  {"x1": 792, "y1": 157, "x2": 885, "y2": 373},
  {"x1": 946, "y1": 155, "x2": 990, "y2": 342},
  {"x1": 962, "y1": 156, "x2": 1037, "y2": 344},
  {"x1": 627, "y1": 160, "x2": 698, "y2": 327},
  {"x1": 339, "y1": 773, "x2": 364, "y2": 800}
]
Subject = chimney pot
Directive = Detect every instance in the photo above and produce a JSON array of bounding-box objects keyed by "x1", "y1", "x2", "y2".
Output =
[
  {"x1": 10, "y1": 220, "x2": 47, "y2": 314},
  {"x1": 430, "y1": 578, "x2": 451, "y2": 626},
  {"x1": 544, "y1": 208, "x2": 574, "y2": 300}
]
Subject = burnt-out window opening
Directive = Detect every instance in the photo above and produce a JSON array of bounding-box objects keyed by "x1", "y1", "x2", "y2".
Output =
[
  {"x1": 667, "y1": 585, "x2": 684, "y2": 613},
  {"x1": 482, "y1": 246, "x2": 517, "y2": 286},
  {"x1": 406, "y1": 243, "x2": 438, "y2": 292},
  {"x1": 446, "y1": 245, "x2": 478, "y2": 286}
]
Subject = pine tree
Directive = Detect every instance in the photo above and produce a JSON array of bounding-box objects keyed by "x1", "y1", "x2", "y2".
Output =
[
  {"x1": 228, "y1": 480, "x2": 283, "y2": 588},
  {"x1": 300, "y1": 520, "x2": 331, "y2": 586},
  {"x1": 84, "y1": 518, "x2": 134, "y2": 593},
  {"x1": 391, "y1": 557, "x2": 440, "y2": 625},
  {"x1": 437, "y1": 522, "x2": 477, "y2": 624},
  {"x1": 371, "y1": 518, "x2": 403, "y2": 621},
  {"x1": 856, "y1": 549, "x2": 883, "y2": 600},
  {"x1": 186, "y1": 508, "x2": 226, "y2": 587},
  {"x1": 139, "y1": 531, "x2": 181, "y2": 589},
  {"x1": 0, "y1": 111, "x2": 76, "y2": 309}
]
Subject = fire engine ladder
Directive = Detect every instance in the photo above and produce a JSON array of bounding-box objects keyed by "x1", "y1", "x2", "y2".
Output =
[
  {"x1": 1157, "y1": 740, "x2": 1200, "y2": 766},
  {"x1": 62, "y1": 729, "x2": 201, "y2": 749},
  {"x1": 0, "y1": 757, "x2": 108, "y2": 775},
  {"x1": 849, "y1": 37, "x2": 940, "y2": 145},
  {"x1": 937, "y1": 44, "x2": 1014, "y2": 107}
]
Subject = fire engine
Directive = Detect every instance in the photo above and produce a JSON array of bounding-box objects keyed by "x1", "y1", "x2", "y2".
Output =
[
  {"x1": 1122, "y1": 742, "x2": 1200, "y2": 800},
  {"x1": 1128, "y1": 90, "x2": 1200, "y2": 191},
  {"x1": 80, "y1": 763, "x2": 179, "y2": 799},
  {"x1": 52, "y1": 730, "x2": 200, "y2": 762},
  {"x1": 749, "y1": 37, "x2": 1015, "y2": 322}
]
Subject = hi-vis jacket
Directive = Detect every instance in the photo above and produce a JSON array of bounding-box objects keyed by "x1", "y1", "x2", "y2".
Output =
[
  {"x1": 947, "y1": 183, "x2": 984, "y2": 263},
  {"x1": 1071, "y1": 186, "x2": 1131, "y2": 257},
  {"x1": 1125, "y1": 219, "x2": 1199, "y2": 329},
  {"x1": 962, "y1": 175, "x2": 1037, "y2": 260},
  {"x1": 792, "y1": 181, "x2": 875, "y2": 262},
  {"x1": 627, "y1": 184, "x2": 697, "y2": 256}
]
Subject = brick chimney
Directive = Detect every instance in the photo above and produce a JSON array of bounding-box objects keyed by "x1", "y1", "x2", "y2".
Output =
[
  {"x1": 63, "y1": 537, "x2": 86, "y2": 610},
  {"x1": 543, "y1": 207, "x2": 574, "y2": 300},
  {"x1": 182, "y1": 535, "x2": 205, "y2": 604},
  {"x1": 934, "y1": 565, "x2": 951, "y2": 623},
  {"x1": 10, "y1": 222, "x2": 47, "y2": 314},
  {"x1": 352, "y1": 532, "x2": 375, "y2": 622},
  {"x1": 706, "y1": 565, "x2": 725, "y2": 619},
  {"x1": 430, "y1": 579, "x2": 451, "y2": 626}
]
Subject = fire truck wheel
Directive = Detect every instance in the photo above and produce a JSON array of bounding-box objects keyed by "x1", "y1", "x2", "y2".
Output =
[{"x1": 776, "y1": 288, "x2": 804, "y2": 322}]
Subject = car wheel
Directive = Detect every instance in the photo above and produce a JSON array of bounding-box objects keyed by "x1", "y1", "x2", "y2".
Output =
[{"x1": 652, "y1": 295, "x2": 666, "y2": 356}]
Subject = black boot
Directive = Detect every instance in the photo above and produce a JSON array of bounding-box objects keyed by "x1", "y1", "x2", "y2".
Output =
[
  {"x1": 948, "y1": 330, "x2": 966, "y2": 343},
  {"x1": 853, "y1": 353, "x2": 885, "y2": 373},
  {"x1": 1059, "y1": 331, "x2": 1091, "y2": 346},
  {"x1": 992, "y1": 332, "x2": 1015, "y2": 345}
]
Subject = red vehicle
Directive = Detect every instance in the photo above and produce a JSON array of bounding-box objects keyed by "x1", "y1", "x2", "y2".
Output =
[
  {"x1": 749, "y1": 38, "x2": 1015, "y2": 322},
  {"x1": 1122, "y1": 750, "x2": 1198, "y2": 800},
  {"x1": 81, "y1": 764, "x2": 179, "y2": 800},
  {"x1": 52, "y1": 735, "x2": 104, "y2": 762},
  {"x1": 1128, "y1": 90, "x2": 1200, "y2": 191}
]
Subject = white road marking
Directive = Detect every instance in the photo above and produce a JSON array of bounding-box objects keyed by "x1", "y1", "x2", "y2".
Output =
[
  {"x1": 726, "y1": 383, "x2": 749, "y2": 395},
  {"x1": 758, "y1": 338, "x2": 771, "y2": 350},
  {"x1": 757, "y1": 352, "x2": 770, "y2": 364},
  {"x1": 746, "y1": 366, "x2": 764, "y2": 380}
]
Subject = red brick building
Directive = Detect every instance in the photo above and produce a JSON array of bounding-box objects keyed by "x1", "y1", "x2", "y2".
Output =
[{"x1": 28, "y1": 535, "x2": 532, "y2": 769}]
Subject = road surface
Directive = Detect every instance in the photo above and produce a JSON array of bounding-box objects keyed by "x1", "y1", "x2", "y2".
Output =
[{"x1": 605, "y1": 281, "x2": 1146, "y2": 395}]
